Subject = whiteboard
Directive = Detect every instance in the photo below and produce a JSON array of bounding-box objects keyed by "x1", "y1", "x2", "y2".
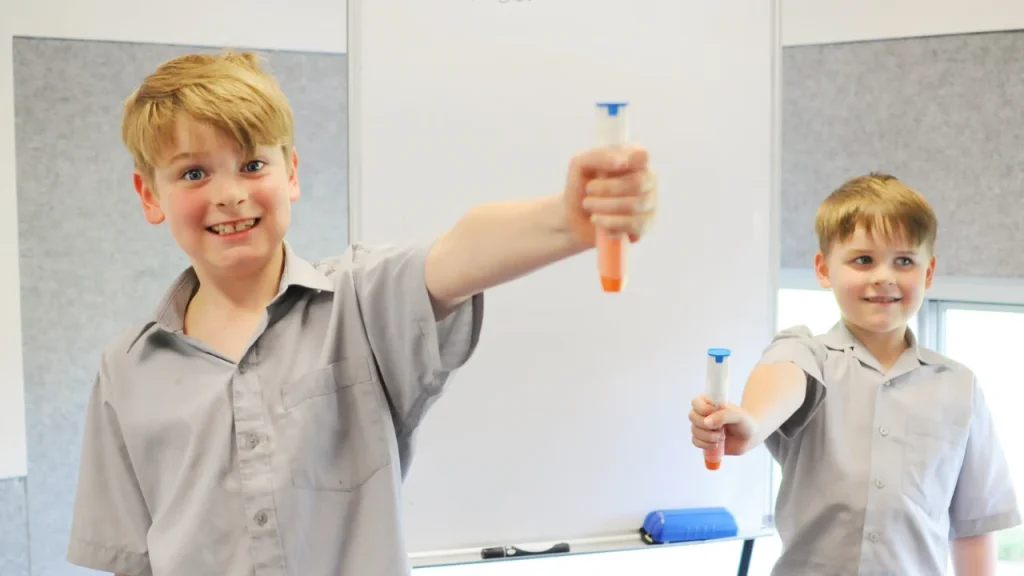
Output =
[{"x1": 348, "y1": 0, "x2": 781, "y2": 566}]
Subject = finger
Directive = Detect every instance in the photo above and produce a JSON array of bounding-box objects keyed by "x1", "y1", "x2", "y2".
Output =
[
  {"x1": 691, "y1": 436, "x2": 719, "y2": 451},
  {"x1": 585, "y1": 170, "x2": 655, "y2": 198},
  {"x1": 590, "y1": 213, "x2": 654, "y2": 239},
  {"x1": 704, "y1": 407, "x2": 743, "y2": 429},
  {"x1": 689, "y1": 409, "x2": 714, "y2": 428},
  {"x1": 691, "y1": 424, "x2": 725, "y2": 444},
  {"x1": 690, "y1": 395, "x2": 716, "y2": 417},
  {"x1": 581, "y1": 193, "x2": 653, "y2": 216},
  {"x1": 570, "y1": 144, "x2": 648, "y2": 177}
]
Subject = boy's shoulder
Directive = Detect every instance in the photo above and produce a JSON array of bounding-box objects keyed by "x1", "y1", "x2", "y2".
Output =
[
  {"x1": 94, "y1": 320, "x2": 158, "y2": 398},
  {"x1": 309, "y1": 242, "x2": 431, "y2": 278},
  {"x1": 914, "y1": 344, "x2": 977, "y2": 382},
  {"x1": 766, "y1": 323, "x2": 978, "y2": 382}
]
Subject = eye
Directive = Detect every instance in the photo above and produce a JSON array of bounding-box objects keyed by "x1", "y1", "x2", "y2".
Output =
[
  {"x1": 853, "y1": 255, "x2": 872, "y2": 265},
  {"x1": 896, "y1": 257, "x2": 915, "y2": 266},
  {"x1": 181, "y1": 168, "x2": 205, "y2": 182},
  {"x1": 242, "y1": 160, "x2": 266, "y2": 173}
]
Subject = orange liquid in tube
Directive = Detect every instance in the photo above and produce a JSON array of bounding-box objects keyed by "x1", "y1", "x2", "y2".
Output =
[{"x1": 595, "y1": 102, "x2": 629, "y2": 292}]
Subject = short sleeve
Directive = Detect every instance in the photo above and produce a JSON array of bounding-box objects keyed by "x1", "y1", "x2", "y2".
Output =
[
  {"x1": 759, "y1": 325, "x2": 828, "y2": 440},
  {"x1": 67, "y1": 356, "x2": 152, "y2": 575},
  {"x1": 352, "y1": 242, "x2": 484, "y2": 438},
  {"x1": 948, "y1": 377, "x2": 1022, "y2": 539}
]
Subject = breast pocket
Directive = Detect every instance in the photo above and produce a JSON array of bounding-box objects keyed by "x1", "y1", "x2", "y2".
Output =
[
  {"x1": 902, "y1": 414, "x2": 967, "y2": 521},
  {"x1": 282, "y1": 357, "x2": 389, "y2": 492}
]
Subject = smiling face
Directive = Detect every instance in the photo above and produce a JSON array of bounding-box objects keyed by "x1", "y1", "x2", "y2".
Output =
[
  {"x1": 134, "y1": 116, "x2": 300, "y2": 278},
  {"x1": 816, "y1": 226, "x2": 935, "y2": 336}
]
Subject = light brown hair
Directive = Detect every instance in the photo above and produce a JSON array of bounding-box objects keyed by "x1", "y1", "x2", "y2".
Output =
[
  {"x1": 122, "y1": 50, "x2": 295, "y2": 180},
  {"x1": 815, "y1": 172, "x2": 937, "y2": 256}
]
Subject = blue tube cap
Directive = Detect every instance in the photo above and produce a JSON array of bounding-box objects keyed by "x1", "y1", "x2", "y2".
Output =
[
  {"x1": 707, "y1": 348, "x2": 731, "y2": 363},
  {"x1": 596, "y1": 102, "x2": 628, "y2": 116}
]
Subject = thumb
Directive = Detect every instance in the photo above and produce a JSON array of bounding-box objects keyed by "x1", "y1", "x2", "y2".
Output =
[{"x1": 703, "y1": 405, "x2": 746, "y2": 429}]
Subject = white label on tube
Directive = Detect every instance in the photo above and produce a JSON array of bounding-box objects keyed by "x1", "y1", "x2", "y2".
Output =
[
  {"x1": 705, "y1": 352, "x2": 730, "y2": 407},
  {"x1": 595, "y1": 103, "x2": 629, "y2": 147}
]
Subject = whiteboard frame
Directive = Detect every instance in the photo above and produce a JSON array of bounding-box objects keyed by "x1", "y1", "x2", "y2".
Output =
[
  {"x1": 765, "y1": 0, "x2": 783, "y2": 532},
  {"x1": 346, "y1": 0, "x2": 783, "y2": 566},
  {"x1": 346, "y1": 0, "x2": 363, "y2": 243}
]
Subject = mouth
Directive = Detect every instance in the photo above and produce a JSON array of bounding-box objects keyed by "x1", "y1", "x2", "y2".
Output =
[
  {"x1": 863, "y1": 296, "x2": 902, "y2": 304},
  {"x1": 207, "y1": 218, "x2": 260, "y2": 236}
]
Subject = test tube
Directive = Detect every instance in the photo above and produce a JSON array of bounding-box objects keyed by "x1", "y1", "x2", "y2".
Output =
[
  {"x1": 594, "y1": 102, "x2": 629, "y2": 292},
  {"x1": 704, "y1": 348, "x2": 732, "y2": 471}
]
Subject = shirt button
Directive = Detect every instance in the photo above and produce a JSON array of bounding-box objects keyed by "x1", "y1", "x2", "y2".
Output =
[
  {"x1": 254, "y1": 510, "x2": 269, "y2": 526},
  {"x1": 875, "y1": 478, "x2": 886, "y2": 489},
  {"x1": 879, "y1": 426, "x2": 889, "y2": 436},
  {"x1": 868, "y1": 532, "x2": 879, "y2": 542},
  {"x1": 238, "y1": 363, "x2": 248, "y2": 374},
  {"x1": 247, "y1": 434, "x2": 259, "y2": 449},
  {"x1": 883, "y1": 380, "x2": 891, "y2": 387}
]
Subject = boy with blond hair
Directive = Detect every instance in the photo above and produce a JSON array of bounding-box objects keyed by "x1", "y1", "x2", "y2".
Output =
[
  {"x1": 691, "y1": 173, "x2": 1020, "y2": 575},
  {"x1": 67, "y1": 51, "x2": 658, "y2": 576}
]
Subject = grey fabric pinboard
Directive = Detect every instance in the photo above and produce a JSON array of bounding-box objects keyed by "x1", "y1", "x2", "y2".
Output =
[
  {"x1": 782, "y1": 29, "x2": 1024, "y2": 277},
  {"x1": 0, "y1": 477, "x2": 29, "y2": 576}
]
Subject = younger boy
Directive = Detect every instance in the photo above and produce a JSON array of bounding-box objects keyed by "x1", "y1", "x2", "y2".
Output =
[
  {"x1": 67, "y1": 51, "x2": 658, "y2": 576},
  {"x1": 691, "y1": 173, "x2": 1020, "y2": 575}
]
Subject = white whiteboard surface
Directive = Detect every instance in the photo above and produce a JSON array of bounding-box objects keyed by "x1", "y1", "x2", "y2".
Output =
[
  {"x1": 349, "y1": 0, "x2": 780, "y2": 565},
  {"x1": 0, "y1": 0, "x2": 346, "y2": 481}
]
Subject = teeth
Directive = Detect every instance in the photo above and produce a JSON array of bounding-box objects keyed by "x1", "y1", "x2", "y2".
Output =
[{"x1": 211, "y1": 219, "x2": 256, "y2": 235}]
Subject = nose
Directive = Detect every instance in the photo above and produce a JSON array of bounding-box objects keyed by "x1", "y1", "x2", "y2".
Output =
[
  {"x1": 211, "y1": 180, "x2": 248, "y2": 207},
  {"x1": 871, "y1": 265, "x2": 896, "y2": 286}
]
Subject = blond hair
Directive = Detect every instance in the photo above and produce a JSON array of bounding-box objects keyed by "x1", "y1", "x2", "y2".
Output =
[
  {"x1": 815, "y1": 172, "x2": 937, "y2": 256},
  {"x1": 122, "y1": 50, "x2": 295, "y2": 179}
]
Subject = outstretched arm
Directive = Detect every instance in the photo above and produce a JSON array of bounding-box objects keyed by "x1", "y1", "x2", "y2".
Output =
[
  {"x1": 424, "y1": 145, "x2": 656, "y2": 318},
  {"x1": 691, "y1": 361, "x2": 809, "y2": 456}
]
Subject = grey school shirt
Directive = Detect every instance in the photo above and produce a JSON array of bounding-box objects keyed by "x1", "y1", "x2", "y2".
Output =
[
  {"x1": 67, "y1": 241, "x2": 484, "y2": 576},
  {"x1": 763, "y1": 322, "x2": 1020, "y2": 576}
]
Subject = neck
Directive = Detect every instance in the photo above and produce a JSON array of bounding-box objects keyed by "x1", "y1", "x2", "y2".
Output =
[
  {"x1": 191, "y1": 245, "x2": 285, "y2": 314},
  {"x1": 844, "y1": 320, "x2": 909, "y2": 371}
]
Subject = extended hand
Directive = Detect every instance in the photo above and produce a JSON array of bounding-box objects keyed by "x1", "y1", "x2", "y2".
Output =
[
  {"x1": 689, "y1": 395, "x2": 758, "y2": 457},
  {"x1": 563, "y1": 145, "x2": 657, "y2": 246}
]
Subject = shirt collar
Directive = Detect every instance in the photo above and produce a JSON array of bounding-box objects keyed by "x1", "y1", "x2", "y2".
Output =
[
  {"x1": 819, "y1": 320, "x2": 948, "y2": 375},
  {"x1": 126, "y1": 241, "x2": 333, "y2": 352}
]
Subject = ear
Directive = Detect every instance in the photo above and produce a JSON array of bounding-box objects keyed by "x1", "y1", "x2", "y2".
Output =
[
  {"x1": 134, "y1": 171, "x2": 165, "y2": 225},
  {"x1": 924, "y1": 254, "x2": 936, "y2": 289},
  {"x1": 287, "y1": 148, "x2": 301, "y2": 202},
  {"x1": 814, "y1": 250, "x2": 831, "y2": 289}
]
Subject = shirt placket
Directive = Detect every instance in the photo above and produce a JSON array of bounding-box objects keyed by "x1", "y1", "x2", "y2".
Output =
[
  {"x1": 859, "y1": 372, "x2": 902, "y2": 572},
  {"x1": 233, "y1": 341, "x2": 287, "y2": 575}
]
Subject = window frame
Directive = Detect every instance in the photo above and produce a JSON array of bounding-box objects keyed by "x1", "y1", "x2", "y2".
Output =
[{"x1": 777, "y1": 267, "x2": 1024, "y2": 350}]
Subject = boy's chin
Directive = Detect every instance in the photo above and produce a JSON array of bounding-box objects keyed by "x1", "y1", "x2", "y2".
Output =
[
  {"x1": 195, "y1": 243, "x2": 281, "y2": 274},
  {"x1": 847, "y1": 317, "x2": 909, "y2": 335}
]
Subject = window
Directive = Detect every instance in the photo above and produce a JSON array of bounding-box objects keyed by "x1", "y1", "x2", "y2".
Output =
[{"x1": 940, "y1": 305, "x2": 1024, "y2": 570}]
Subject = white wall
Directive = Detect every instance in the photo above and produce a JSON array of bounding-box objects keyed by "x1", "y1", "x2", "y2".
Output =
[
  {"x1": 0, "y1": 1, "x2": 346, "y2": 480},
  {"x1": 783, "y1": 0, "x2": 1024, "y2": 46}
]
